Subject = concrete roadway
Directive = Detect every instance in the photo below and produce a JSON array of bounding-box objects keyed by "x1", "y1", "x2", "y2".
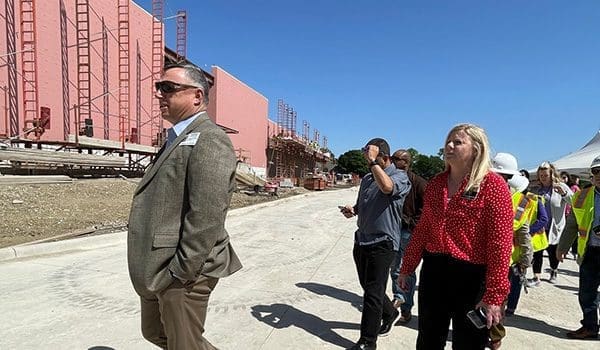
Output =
[{"x1": 0, "y1": 187, "x2": 593, "y2": 349}]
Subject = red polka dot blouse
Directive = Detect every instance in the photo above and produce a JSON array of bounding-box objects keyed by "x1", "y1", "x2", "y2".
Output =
[{"x1": 400, "y1": 170, "x2": 514, "y2": 306}]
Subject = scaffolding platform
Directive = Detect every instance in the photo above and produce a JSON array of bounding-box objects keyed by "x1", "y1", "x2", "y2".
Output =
[{"x1": 66, "y1": 135, "x2": 158, "y2": 154}]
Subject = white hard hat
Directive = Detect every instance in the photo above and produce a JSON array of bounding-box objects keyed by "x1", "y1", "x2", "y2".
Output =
[
  {"x1": 491, "y1": 152, "x2": 520, "y2": 176},
  {"x1": 508, "y1": 174, "x2": 529, "y2": 193},
  {"x1": 591, "y1": 155, "x2": 600, "y2": 169}
]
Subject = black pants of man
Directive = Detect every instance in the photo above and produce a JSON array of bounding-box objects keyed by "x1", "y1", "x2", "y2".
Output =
[
  {"x1": 417, "y1": 252, "x2": 488, "y2": 350},
  {"x1": 579, "y1": 245, "x2": 600, "y2": 333},
  {"x1": 532, "y1": 244, "x2": 559, "y2": 274},
  {"x1": 352, "y1": 240, "x2": 396, "y2": 345}
]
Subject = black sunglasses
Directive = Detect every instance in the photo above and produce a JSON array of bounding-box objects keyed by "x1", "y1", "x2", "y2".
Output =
[
  {"x1": 391, "y1": 156, "x2": 409, "y2": 162},
  {"x1": 155, "y1": 80, "x2": 202, "y2": 94},
  {"x1": 592, "y1": 168, "x2": 600, "y2": 175}
]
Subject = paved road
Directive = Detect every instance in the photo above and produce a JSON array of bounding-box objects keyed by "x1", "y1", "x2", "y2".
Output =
[{"x1": 0, "y1": 187, "x2": 593, "y2": 349}]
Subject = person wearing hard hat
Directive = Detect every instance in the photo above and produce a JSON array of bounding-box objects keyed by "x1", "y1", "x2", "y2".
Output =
[
  {"x1": 556, "y1": 155, "x2": 600, "y2": 340},
  {"x1": 488, "y1": 153, "x2": 535, "y2": 349}
]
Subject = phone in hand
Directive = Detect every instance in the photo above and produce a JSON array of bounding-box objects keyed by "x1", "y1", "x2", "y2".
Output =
[
  {"x1": 338, "y1": 205, "x2": 346, "y2": 210},
  {"x1": 466, "y1": 308, "x2": 487, "y2": 329}
]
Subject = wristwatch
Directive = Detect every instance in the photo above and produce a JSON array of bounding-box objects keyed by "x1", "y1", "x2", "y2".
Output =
[{"x1": 369, "y1": 160, "x2": 378, "y2": 167}]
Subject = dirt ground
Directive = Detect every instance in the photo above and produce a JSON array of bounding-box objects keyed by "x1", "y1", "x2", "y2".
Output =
[{"x1": 0, "y1": 178, "x2": 312, "y2": 248}]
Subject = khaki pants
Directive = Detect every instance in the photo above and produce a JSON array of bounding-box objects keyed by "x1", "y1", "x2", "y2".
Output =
[{"x1": 140, "y1": 275, "x2": 219, "y2": 350}]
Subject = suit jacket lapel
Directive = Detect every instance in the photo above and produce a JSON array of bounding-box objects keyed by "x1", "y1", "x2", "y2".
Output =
[{"x1": 135, "y1": 112, "x2": 210, "y2": 195}]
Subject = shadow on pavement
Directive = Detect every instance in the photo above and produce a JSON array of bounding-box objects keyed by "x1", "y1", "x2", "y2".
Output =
[
  {"x1": 554, "y1": 284, "x2": 579, "y2": 293},
  {"x1": 556, "y1": 268, "x2": 579, "y2": 278},
  {"x1": 296, "y1": 282, "x2": 363, "y2": 312},
  {"x1": 88, "y1": 347, "x2": 116, "y2": 350},
  {"x1": 251, "y1": 303, "x2": 358, "y2": 348},
  {"x1": 504, "y1": 314, "x2": 572, "y2": 339}
]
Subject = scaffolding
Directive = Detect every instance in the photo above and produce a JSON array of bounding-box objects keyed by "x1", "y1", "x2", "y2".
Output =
[
  {"x1": 75, "y1": 0, "x2": 91, "y2": 137},
  {"x1": 175, "y1": 10, "x2": 187, "y2": 60},
  {"x1": 150, "y1": 0, "x2": 164, "y2": 146},
  {"x1": 0, "y1": 0, "x2": 197, "y2": 175},
  {"x1": 59, "y1": 0, "x2": 70, "y2": 139},
  {"x1": 117, "y1": 0, "x2": 130, "y2": 146},
  {"x1": 101, "y1": 18, "x2": 109, "y2": 139},
  {"x1": 19, "y1": 0, "x2": 41, "y2": 138},
  {"x1": 268, "y1": 99, "x2": 330, "y2": 183}
]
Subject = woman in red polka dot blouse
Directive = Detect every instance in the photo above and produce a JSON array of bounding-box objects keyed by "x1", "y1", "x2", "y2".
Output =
[{"x1": 398, "y1": 123, "x2": 514, "y2": 349}]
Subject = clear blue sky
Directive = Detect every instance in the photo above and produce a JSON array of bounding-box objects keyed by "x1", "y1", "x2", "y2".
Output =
[{"x1": 136, "y1": 0, "x2": 600, "y2": 170}]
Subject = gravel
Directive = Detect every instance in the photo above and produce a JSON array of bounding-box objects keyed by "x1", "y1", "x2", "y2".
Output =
[{"x1": 0, "y1": 178, "x2": 310, "y2": 248}]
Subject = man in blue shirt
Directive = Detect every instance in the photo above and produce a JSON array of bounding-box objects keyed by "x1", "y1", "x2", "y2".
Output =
[{"x1": 341, "y1": 138, "x2": 411, "y2": 350}]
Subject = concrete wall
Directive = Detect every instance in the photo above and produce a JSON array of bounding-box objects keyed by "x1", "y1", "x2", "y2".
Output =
[
  {"x1": 208, "y1": 66, "x2": 268, "y2": 170},
  {"x1": 0, "y1": 0, "x2": 156, "y2": 144}
]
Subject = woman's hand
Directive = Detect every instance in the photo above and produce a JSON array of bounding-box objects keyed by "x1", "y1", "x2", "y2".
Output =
[
  {"x1": 397, "y1": 273, "x2": 409, "y2": 291},
  {"x1": 475, "y1": 301, "x2": 503, "y2": 328}
]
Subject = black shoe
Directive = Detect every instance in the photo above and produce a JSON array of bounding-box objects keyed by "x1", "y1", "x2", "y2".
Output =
[
  {"x1": 566, "y1": 327, "x2": 599, "y2": 339},
  {"x1": 347, "y1": 341, "x2": 377, "y2": 350},
  {"x1": 398, "y1": 310, "x2": 412, "y2": 324},
  {"x1": 379, "y1": 309, "x2": 401, "y2": 337}
]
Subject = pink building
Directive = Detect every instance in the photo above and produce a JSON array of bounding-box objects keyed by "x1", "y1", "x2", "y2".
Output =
[
  {"x1": 208, "y1": 66, "x2": 269, "y2": 175},
  {"x1": 0, "y1": 1, "x2": 323, "y2": 179},
  {"x1": 0, "y1": 0, "x2": 157, "y2": 147}
]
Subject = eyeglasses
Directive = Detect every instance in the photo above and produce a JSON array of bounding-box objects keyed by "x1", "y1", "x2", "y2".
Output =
[
  {"x1": 592, "y1": 167, "x2": 600, "y2": 175},
  {"x1": 155, "y1": 80, "x2": 202, "y2": 94},
  {"x1": 391, "y1": 156, "x2": 410, "y2": 162}
]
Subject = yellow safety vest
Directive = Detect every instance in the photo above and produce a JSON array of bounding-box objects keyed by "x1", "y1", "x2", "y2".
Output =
[
  {"x1": 510, "y1": 192, "x2": 533, "y2": 264},
  {"x1": 571, "y1": 187, "x2": 595, "y2": 258},
  {"x1": 528, "y1": 194, "x2": 549, "y2": 252}
]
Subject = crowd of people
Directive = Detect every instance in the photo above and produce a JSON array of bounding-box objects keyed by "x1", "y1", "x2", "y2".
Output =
[
  {"x1": 341, "y1": 124, "x2": 600, "y2": 350},
  {"x1": 125, "y1": 65, "x2": 597, "y2": 350}
]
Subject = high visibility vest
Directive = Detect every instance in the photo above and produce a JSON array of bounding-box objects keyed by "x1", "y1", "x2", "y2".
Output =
[
  {"x1": 571, "y1": 187, "x2": 595, "y2": 258},
  {"x1": 510, "y1": 192, "x2": 534, "y2": 264},
  {"x1": 528, "y1": 194, "x2": 549, "y2": 252}
]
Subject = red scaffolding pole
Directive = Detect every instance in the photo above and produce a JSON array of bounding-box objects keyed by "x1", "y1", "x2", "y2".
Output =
[
  {"x1": 151, "y1": 0, "x2": 164, "y2": 146},
  {"x1": 75, "y1": 0, "x2": 91, "y2": 137},
  {"x1": 118, "y1": 0, "x2": 130, "y2": 147},
  {"x1": 5, "y1": 0, "x2": 19, "y2": 137},
  {"x1": 19, "y1": 0, "x2": 40, "y2": 138}
]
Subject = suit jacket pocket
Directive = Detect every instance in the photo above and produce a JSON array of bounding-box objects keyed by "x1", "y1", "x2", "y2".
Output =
[{"x1": 153, "y1": 232, "x2": 180, "y2": 248}]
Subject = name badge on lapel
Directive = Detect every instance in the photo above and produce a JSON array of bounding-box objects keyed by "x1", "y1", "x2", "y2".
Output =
[
  {"x1": 180, "y1": 132, "x2": 200, "y2": 146},
  {"x1": 462, "y1": 189, "x2": 479, "y2": 200}
]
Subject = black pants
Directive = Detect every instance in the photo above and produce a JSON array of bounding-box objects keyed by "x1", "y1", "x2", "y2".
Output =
[
  {"x1": 352, "y1": 240, "x2": 396, "y2": 345},
  {"x1": 579, "y1": 246, "x2": 600, "y2": 332},
  {"x1": 532, "y1": 244, "x2": 559, "y2": 274},
  {"x1": 417, "y1": 252, "x2": 488, "y2": 350}
]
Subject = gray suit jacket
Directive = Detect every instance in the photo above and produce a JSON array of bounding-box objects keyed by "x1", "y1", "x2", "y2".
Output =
[{"x1": 128, "y1": 112, "x2": 242, "y2": 298}]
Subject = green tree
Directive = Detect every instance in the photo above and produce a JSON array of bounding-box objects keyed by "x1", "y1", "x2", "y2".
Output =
[
  {"x1": 402, "y1": 147, "x2": 445, "y2": 180},
  {"x1": 336, "y1": 149, "x2": 369, "y2": 176},
  {"x1": 334, "y1": 147, "x2": 444, "y2": 179},
  {"x1": 412, "y1": 153, "x2": 445, "y2": 179}
]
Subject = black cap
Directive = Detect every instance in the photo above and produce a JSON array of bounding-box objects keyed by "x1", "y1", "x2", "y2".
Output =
[{"x1": 366, "y1": 138, "x2": 390, "y2": 156}]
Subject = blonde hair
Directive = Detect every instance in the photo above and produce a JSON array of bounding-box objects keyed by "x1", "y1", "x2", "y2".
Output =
[
  {"x1": 537, "y1": 161, "x2": 561, "y2": 185},
  {"x1": 444, "y1": 123, "x2": 492, "y2": 192}
]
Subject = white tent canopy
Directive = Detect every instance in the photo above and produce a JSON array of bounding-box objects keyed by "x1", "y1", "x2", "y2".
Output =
[{"x1": 534, "y1": 130, "x2": 600, "y2": 179}]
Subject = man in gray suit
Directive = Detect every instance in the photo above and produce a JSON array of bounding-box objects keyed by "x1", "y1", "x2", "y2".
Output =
[{"x1": 128, "y1": 63, "x2": 242, "y2": 350}]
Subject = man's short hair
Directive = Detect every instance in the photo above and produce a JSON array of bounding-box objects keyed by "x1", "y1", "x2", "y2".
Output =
[
  {"x1": 164, "y1": 63, "x2": 210, "y2": 104},
  {"x1": 366, "y1": 138, "x2": 390, "y2": 156}
]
